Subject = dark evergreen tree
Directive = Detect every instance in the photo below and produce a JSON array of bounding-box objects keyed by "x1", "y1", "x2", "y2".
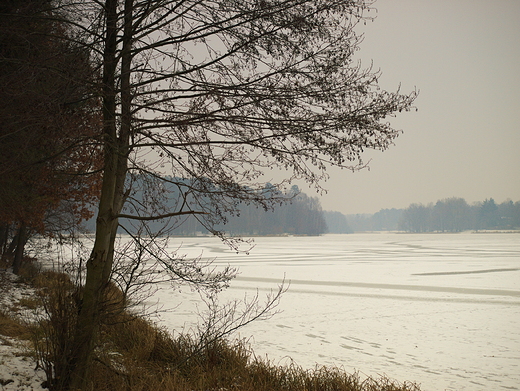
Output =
[
  {"x1": 497, "y1": 200, "x2": 515, "y2": 229},
  {"x1": 399, "y1": 203, "x2": 432, "y2": 233},
  {"x1": 323, "y1": 211, "x2": 352, "y2": 234},
  {"x1": 431, "y1": 198, "x2": 470, "y2": 232},
  {"x1": 478, "y1": 198, "x2": 500, "y2": 230}
]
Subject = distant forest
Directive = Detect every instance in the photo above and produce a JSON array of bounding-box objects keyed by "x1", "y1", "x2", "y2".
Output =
[
  {"x1": 342, "y1": 197, "x2": 520, "y2": 233},
  {"x1": 170, "y1": 185, "x2": 327, "y2": 236},
  {"x1": 85, "y1": 194, "x2": 519, "y2": 235},
  {"x1": 85, "y1": 181, "x2": 327, "y2": 236},
  {"x1": 224, "y1": 196, "x2": 520, "y2": 234}
]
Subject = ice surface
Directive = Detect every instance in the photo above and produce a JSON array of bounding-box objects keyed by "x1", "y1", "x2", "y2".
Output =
[{"x1": 153, "y1": 232, "x2": 520, "y2": 391}]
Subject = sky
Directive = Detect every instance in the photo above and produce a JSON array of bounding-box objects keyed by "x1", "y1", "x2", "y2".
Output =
[{"x1": 312, "y1": 0, "x2": 520, "y2": 215}]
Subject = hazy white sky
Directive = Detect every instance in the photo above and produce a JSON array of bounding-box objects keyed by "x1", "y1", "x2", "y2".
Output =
[{"x1": 314, "y1": 0, "x2": 520, "y2": 214}]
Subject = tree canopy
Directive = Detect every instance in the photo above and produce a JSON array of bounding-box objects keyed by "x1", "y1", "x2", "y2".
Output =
[
  {"x1": 2, "y1": 0, "x2": 418, "y2": 388},
  {"x1": 0, "y1": 0, "x2": 102, "y2": 273}
]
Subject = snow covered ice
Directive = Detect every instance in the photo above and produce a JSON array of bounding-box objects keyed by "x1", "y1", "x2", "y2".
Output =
[
  {"x1": 2, "y1": 232, "x2": 518, "y2": 391},
  {"x1": 155, "y1": 232, "x2": 520, "y2": 391}
]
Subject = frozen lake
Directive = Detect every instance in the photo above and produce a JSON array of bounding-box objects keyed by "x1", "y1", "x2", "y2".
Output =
[{"x1": 153, "y1": 232, "x2": 520, "y2": 391}]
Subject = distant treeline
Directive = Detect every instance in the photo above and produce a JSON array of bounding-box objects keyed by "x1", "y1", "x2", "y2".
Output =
[
  {"x1": 85, "y1": 190, "x2": 518, "y2": 235},
  {"x1": 84, "y1": 181, "x2": 328, "y2": 236},
  {"x1": 175, "y1": 186, "x2": 327, "y2": 236},
  {"x1": 340, "y1": 197, "x2": 520, "y2": 233}
]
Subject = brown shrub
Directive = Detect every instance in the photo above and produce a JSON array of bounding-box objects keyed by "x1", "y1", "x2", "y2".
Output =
[
  {"x1": 0, "y1": 310, "x2": 30, "y2": 339},
  {"x1": 25, "y1": 269, "x2": 423, "y2": 391}
]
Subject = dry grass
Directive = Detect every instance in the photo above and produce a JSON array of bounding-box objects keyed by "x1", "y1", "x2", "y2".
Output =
[
  {"x1": 82, "y1": 313, "x2": 422, "y2": 391},
  {"x1": 0, "y1": 264, "x2": 40, "y2": 341},
  {"x1": 18, "y1": 269, "x2": 423, "y2": 391},
  {"x1": 17, "y1": 256, "x2": 42, "y2": 283},
  {"x1": 0, "y1": 310, "x2": 31, "y2": 340}
]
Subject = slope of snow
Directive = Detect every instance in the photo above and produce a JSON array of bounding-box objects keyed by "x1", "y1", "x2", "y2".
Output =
[
  {"x1": 0, "y1": 270, "x2": 46, "y2": 390},
  {"x1": 0, "y1": 335, "x2": 46, "y2": 390}
]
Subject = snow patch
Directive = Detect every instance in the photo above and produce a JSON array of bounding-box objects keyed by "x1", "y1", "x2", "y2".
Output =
[
  {"x1": 0, "y1": 336, "x2": 46, "y2": 391},
  {"x1": 0, "y1": 270, "x2": 46, "y2": 390}
]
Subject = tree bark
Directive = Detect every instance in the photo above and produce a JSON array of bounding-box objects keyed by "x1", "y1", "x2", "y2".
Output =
[
  {"x1": 6, "y1": 226, "x2": 18, "y2": 256},
  {"x1": 67, "y1": 0, "x2": 122, "y2": 388},
  {"x1": 0, "y1": 223, "x2": 8, "y2": 255},
  {"x1": 66, "y1": 0, "x2": 135, "y2": 386},
  {"x1": 12, "y1": 222, "x2": 27, "y2": 275}
]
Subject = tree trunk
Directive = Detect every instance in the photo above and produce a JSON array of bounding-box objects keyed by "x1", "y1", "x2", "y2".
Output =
[
  {"x1": 6, "y1": 226, "x2": 18, "y2": 256},
  {"x1": 66, "y1": 0, "x2": 121, "y2": 388},
  {"x1": 12, "y1": 222, "x2": 27, "y2": 275},
  {"x1": 66, "y1": 205, "x2": 119, "y2": 389},
  {"x1": 66, "y1": 0, "x2": 134, "y2": 387},
  {"x1": 0, "y1": 223, "x2": 10, "y2": 259}
]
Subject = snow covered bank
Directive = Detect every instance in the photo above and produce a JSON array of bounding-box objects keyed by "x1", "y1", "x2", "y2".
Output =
[{"x1": 0, "y1": 270, "x2": 46, "y2": 390}]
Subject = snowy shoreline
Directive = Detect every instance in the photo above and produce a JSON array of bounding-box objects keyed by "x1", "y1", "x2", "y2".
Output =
[{"x1": 0, "y1": 270, "x2": 46, "y2": 391}]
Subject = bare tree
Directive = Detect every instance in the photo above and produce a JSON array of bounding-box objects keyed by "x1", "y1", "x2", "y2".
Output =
[{"x1": 50, "y1": 0, "x2": 417, "y2": 388}]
